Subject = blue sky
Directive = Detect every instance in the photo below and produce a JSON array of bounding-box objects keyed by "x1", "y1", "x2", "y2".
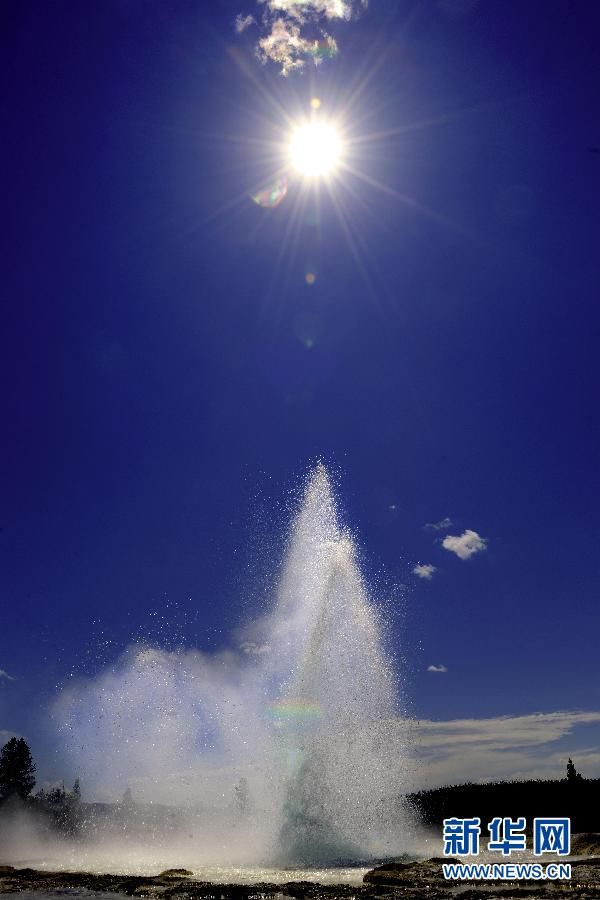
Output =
[{"x1": 1, "y1": 0, "x2": 599, "y2": 788}]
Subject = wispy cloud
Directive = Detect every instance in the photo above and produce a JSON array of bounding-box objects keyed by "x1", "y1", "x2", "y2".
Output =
[
  {"x1": 442, "y1": 528, "x2": 487, "y2": 560},
  {"x1": 427, "y1": 664, "x2": 448, "y2": 673},
  {"x1": 0, "y1": 669, "x2": 15, "y2": 682},
  {"x1": 409, "y1": 710, "x2": 600, "y2": 787},
  {"x1": 235, "y1": 13, "x2": 255, "y2": 33},
  {"x1": 413, "y1": 563, "x2": 436, "y2": 580},
  {"x1": 417, "y1": 710, "x2": 600, "y2": 750},
  {"x1": 237, "y1": 0, "x2": 366, "y2": 76},
  {"x1": 425, "y1": 517, "x2": 453, "y2": 531}
]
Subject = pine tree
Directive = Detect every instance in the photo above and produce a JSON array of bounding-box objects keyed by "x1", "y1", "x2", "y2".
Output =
[
  {"x1": 0, "y1": 737, "x2": 36, "y2": 800},
  {"x1": 47, "y1": 783, "x2": 67, "y2": 806},
  {"x1": 72, "y1": 778, "x2": 81, "y2": 802},
  {"x1": 566, "y1": 757, "x2": 584, "y2": 782}
]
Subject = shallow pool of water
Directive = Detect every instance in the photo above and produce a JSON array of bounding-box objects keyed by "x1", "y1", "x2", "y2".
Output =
[{"x1": 4, "y1": 861, "x2": 370, "y2": 886}]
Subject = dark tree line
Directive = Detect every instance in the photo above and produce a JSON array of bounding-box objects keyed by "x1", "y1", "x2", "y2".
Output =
[
  {"x1": 2, "y1": 737, "x2": 597, "y2": 837},
  {"x1": 409, "y1": 761, "x2": 598, "y2": 833}
]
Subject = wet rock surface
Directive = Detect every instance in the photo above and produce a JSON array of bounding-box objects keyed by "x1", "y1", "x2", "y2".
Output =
[
  {"x1": 362, "y1": 856, "x2": 600, "y2": 899},
  {"x1": 159, "y1": 870, "x2": 195, "y2": 878},
  {"x1": 571, "y1": 835, "x2": 600, "y2": 856},
  {"x1": 1, "y1": 859, "x2": 600, "y2": 900}
]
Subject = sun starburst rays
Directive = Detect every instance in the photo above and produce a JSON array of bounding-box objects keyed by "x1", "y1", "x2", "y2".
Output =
[{"x1": 182, "y1": 54, "x2": 482, "y2": 321}]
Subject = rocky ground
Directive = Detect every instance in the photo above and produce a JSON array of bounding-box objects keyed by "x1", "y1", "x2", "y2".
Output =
[{"x1": 2, "y1": 856, "x2": 600, "y2": 900}]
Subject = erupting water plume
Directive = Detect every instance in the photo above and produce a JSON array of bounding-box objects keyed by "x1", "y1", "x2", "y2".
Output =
[{"x1": 53, "y1": 466, "x2": 412, "y2": 869}]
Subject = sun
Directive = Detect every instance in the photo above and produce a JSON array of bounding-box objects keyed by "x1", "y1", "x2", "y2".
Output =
[{"x1": 289, "y1": 121, "x2": 342, "y2": 178}]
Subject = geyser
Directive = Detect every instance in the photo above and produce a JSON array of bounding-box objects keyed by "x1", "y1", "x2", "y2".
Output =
[{"x1": 55, "y1": 466, "x2": 412, "y2": 868}]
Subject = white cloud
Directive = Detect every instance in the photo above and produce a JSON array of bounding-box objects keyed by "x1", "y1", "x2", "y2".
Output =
[
  {"x1": 442, "y1": 528, "x2": 487, "y2": 560},
  {"x1": 413, "y1": 563, "x2": 436, "y2": 580},
  {"x1": 427, "y1": 664, "x2": 447, "y2": 673},
  {"x1": 0, "y1": 669, "x2": 15, "y2": 681},
  {"x1": 257, "y1": 18, "x2": 324, "y2": 75},
  {"x1": 238, "y1": 0, "x2": 366, "y2": 75},
  {"x1": 408, "y1": 710, "x2": 600, "y2": 788},
  {"x1": 425, "y1": 517, "x2": 453, "y2": 531}
]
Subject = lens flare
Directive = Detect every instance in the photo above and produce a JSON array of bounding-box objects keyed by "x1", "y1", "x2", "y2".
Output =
[{"x1": 252, "y1": 175, "x2": 288, "y2": 208}]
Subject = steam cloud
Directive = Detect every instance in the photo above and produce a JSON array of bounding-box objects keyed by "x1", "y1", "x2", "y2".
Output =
[
  {"x1": 236, "y1": 0, "x2": 368, "y2": 76},
  {"x1": 49, "y1": 467, "x2": 414, "y2": 867}
]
